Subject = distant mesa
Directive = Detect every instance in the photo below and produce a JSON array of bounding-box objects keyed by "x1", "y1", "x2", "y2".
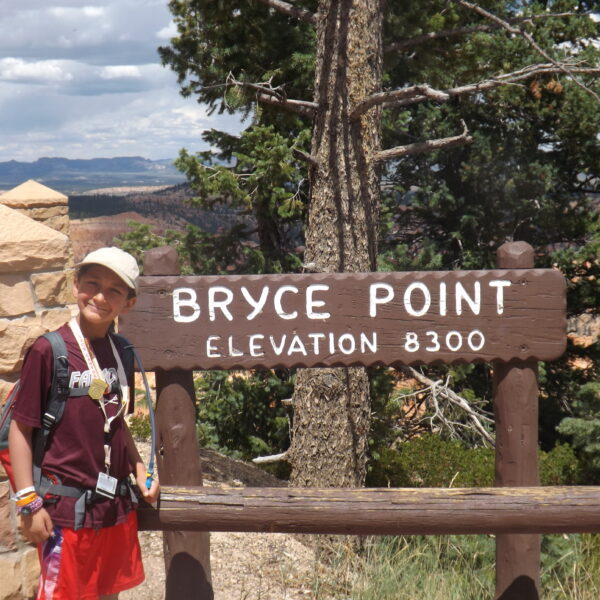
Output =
[{"x1": 0, "y1": 156, "x2": 186, "y2": 194}]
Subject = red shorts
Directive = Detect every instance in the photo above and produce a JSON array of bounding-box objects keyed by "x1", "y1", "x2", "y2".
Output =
[{"x1": 36, "y1": 511, "x2": 144, "y2": 600}]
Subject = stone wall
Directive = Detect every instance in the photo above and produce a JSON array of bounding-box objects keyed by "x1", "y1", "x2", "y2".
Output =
[{"x1": 0, "y1": 181, "x2": 74, "y2": 600}]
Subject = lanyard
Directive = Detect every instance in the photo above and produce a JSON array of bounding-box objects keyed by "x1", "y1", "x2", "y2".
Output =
[{"x1": 69, "y1": 318, "x2": 129, "y2": 473}]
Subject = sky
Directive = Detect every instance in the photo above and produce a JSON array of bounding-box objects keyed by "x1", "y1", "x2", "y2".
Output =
[{"x1": 0, "y1": 0, "x2": 242, "y2": 162}]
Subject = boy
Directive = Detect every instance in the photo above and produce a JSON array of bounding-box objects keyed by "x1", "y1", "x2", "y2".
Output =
[{"x1": 8, "y1": 247, "x2": 160, "y2": 600}]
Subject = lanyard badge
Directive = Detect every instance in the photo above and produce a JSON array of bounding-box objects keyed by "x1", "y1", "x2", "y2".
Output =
[
  {"x1": 69, "y1": 319, "x2": 129, "y2": 475},
  {"x1": 95, "y1": 471, "x2": 118, "y2": 499}
]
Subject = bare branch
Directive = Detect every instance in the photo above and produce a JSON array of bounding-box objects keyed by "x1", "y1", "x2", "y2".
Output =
[
  {"x1": 398, "y1": 365, "x2": 495, "y2": 447},
  {"x1": 257, "y1": 93, "x2": 318, "y2": 118},
  {"x1": 374, "y1": 121, "x2": 473, "y2": 162},
  {"x1": 351, "y1": 85, "x2": 449, "y2": 120},
  {"x1": 355, "y1": 63, "x2": 600, "y2": 116},
  {"x1": 386, "y1": 12, "x2": 584, "y2": 53},
  {"x1": 454, "y1": 0, "x2": 600, "y2": 103},
  {"x1": 255, "y1": 0, "x2": 317, "y2": 25},
  {"x1": 225, "y1": 73, "x2": 318, "y2": 118},
  {"x1": 252, "y1": 451, "x2": 289, "y2": 464},
  {"x1": 292, "y1": 147, "x2": 319, "y2": 168}
]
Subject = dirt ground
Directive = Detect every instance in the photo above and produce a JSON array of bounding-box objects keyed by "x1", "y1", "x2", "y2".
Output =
[{"x1": 121, "y1": 447, "x2": 339, "y2": 600}]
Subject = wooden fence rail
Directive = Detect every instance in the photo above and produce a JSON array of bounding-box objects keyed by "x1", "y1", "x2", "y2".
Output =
[{"x1": 138, "y1": 485, "x2": 600, "y2": 536}]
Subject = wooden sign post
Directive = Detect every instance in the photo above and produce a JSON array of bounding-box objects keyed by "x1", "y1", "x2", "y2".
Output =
[
  {"x1": 141, "y1": 247, "x2": 212, "y2": 600},
  {"x1": 120, "y1": 241, "x2": 566, "y2": 600},
  {"x1": 493, "y1": 242, "x2": 541, "y2": 600}
]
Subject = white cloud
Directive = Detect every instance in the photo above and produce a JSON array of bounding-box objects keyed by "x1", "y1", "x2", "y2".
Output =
[
  {"x1": 157, "y1": 21, "x2": 177, "y2": 40},
  {"x1": 0, "y1": 58, "x2": 74, "y2": 83},
  {"x1": 0, "y1": 1, "x2": 243, "y2": 162},
  {"x1": 48, "y1": 6, "x2": 106, "y2": 19},
  {"x1": 100, "y1": 65, "x2": 143, "y2": 79}
]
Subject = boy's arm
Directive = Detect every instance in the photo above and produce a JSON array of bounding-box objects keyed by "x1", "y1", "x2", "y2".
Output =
[
  {"x1": 123, "y1": 420, "x2": 160, "y2": 503},
  {"x1": 8, "y1": 420, "x2": 54, "y2": 543}
]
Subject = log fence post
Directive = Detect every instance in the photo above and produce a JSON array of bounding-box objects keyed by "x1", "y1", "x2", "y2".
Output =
[
  {"x1": 494, "y1": 241, "x2": 540, "y2": 600},
  {"x1": 143, "y1": 246, "x2": 213, "y2": 600}
]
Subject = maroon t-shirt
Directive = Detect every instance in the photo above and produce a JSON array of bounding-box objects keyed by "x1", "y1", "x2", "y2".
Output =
[{"x1": 12, "y1": 323, "x2": 136, "y2": 529}]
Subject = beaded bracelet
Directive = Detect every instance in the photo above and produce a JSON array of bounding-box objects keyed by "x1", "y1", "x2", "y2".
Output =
[{"x1": 16, "y1": 496, "x2": 44, "y2": 516}]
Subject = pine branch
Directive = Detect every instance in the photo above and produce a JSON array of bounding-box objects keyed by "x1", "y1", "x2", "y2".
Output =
[
  {"x1": 352, "y1": 63, "x2": 600, "y2": 117},
  {"x1": 386, "y1": 12, "x2": 583, "y2": 52},
  {"x1": 257, "y1": 93, "x2": 318, "y2": 118},
  {"x1": 292, "y1": 147, "x2": 319, "y2": 168},
  {"x1": 374, "y1": 121, "x2": 473, "y2": 162},
  {"x1": 454, "y1": 0, "x2": 600, "y2": 103},
  {"x1": 225, "y1": 73, "x2": 318, "y2": 117},
  {"x1": 351, "y1": 85, "x2": 450, "y2": 120},
  {"x1": 255, "y1": 0, "x2": 317, "y2": 25}
]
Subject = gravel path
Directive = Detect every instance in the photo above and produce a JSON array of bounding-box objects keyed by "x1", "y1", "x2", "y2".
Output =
[
  {"x1": 122, "y1": 444, "x2": 339, "y2": 599},
  {"x1": 123, "y1": 528, "x2": 327, "y2": 600}
]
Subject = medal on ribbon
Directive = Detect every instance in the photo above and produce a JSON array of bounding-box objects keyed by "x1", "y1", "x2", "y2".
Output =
[{"x1": 89, "y1": 378, "x2": 108, "y2": 400}]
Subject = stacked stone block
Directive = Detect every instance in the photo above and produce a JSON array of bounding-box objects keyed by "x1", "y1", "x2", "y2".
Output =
[
  {"x1": 0, "y1": 182, "x2": 74, "y2": 600},
  {"x1": 0, "y1": 179, "x2": 70, "y2": 237}
]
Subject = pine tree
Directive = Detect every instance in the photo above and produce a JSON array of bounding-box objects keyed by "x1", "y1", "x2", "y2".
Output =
[{"x1": 159, "y1": 0, "x2": 600, "y2": 488}]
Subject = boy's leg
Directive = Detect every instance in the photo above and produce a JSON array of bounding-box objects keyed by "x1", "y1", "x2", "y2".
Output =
[{"x1": 37, "y1": 512, "x2": 143, "y2": 599}]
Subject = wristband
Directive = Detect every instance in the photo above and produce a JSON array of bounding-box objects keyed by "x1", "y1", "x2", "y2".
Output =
[
  {"x1": 16, "y1": 496, "x2": 44, "y2": 516},
  {"x1": 15, "y1": 493, "x2": 38, "y2": 507},
  {"x1": 15, "y1": 486, "x2": 36, "y2": 499}
]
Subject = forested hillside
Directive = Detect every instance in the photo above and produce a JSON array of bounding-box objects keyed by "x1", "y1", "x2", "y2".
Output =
[{"x1": 69, "y1": 184, "x2": 249, "y2": 232}]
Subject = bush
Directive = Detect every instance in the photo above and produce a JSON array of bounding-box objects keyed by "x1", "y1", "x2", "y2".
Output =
[
  {"x1": 195, "y1": 369, "x2": 294, "y2": 473},
  {"x1": 128, "y1": 412, "x2": 152, "y2": 441},
  {"x1": 367, "y1": 434, "x2": 582, "y2": 488}
]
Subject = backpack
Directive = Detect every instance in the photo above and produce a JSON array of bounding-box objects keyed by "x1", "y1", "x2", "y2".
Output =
[{"x1": 0, "y1": 330, "x2": 134, "y2": 495}]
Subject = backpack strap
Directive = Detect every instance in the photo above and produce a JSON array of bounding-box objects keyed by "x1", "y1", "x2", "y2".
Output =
[
  {"x1": 110, "y1": 333, "x2": 134, "y2": 379},
  {"x1": 32, "y1": 331, "x2": 70, "y2": 491}
]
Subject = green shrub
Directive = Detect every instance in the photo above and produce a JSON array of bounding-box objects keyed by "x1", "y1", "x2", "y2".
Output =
[
  {"x1": 367, "y1": 434, "x2": 582, "y2": 488},
  {"x1": 128, "y1": 412, "x2": 152, "y2": 441},
  {"x1": 195, "y1": 369, "x2": 293, "y2": 474},
  {"x1": 539, "y1": 442, "x2": 582, "y2": 485}
]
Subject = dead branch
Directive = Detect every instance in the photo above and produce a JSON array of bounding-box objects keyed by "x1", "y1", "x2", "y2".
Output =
[
  {"x1": 257, "y1": 93, "x2": 318, "y2": 118},
  {"x1": 252, "y1": 451, "x2": 289, "y2": 464},
  {"x1": 454, "y1": 0, "x2": 600, "y2": 103},
  {"x1": 354, "y1": 63, "x2": 600, "y2": 117},
  {"x1": 386, "y1": 12, "x2": 583, "y2": 53},
  {"x1": 374, "y1": 121, "x2": 473, "y2": 162},
  {"x1": 255, "y1": 0, "x2": 317, "y2": 25},
  {"x1": 225, "y1": 72, "x2": 318, "y2": 118},
  {"x1": 292, "y1": 147, "x2": 319, "y2": 168},
  {"x1": 351, "y1": 85, "x2": 450, "y2": 120},
  {"x1": 397, "y1": 365, "x2": 495, "y2": 447}
]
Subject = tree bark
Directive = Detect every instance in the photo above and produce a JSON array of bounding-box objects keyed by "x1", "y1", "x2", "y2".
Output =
[{"x1": 289, "y1": 0, "x2": 384, "y2": 488}]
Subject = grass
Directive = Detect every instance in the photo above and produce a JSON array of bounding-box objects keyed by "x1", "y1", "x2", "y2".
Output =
[{"x1": 304, "y1": 534, "x2": 600, "y2": 600}]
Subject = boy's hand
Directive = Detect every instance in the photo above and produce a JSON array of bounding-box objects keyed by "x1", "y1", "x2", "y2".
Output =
[
  {"x1": 143, "y1": 479, "x2": 160, "y2": 504},
  {"x1": 135, "y1": 473, "x2": 160, "y2": 504},
  {"x1": 20, "y1": 508, "x2": 54, "y2": 544}
]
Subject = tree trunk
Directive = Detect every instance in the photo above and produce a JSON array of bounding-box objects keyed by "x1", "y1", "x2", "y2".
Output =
[{"x1": 289, "y1": 0, "x2": 384, "y2": 488}]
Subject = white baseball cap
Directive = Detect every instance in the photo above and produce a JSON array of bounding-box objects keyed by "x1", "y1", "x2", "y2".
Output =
[{"x1": 77, "y1": 247, "x2": 139, "y2": 291}]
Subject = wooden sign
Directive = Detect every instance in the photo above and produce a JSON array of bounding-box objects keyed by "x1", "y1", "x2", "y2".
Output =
[{"x1": 119, "y1": 269, "x2": 566, "y2": 370}]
